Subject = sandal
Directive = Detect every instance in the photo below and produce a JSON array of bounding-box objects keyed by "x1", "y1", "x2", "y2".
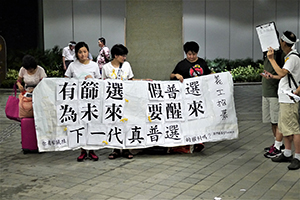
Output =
[
  {"x1": 108, "y1": 149, "x2": 120, "y2": 159},
  {"x1": 123, "y1": 150, "x2": 133, "y2": 159}
]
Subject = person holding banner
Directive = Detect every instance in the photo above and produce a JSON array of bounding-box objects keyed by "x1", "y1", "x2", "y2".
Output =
[
  {"x1": 102, "y1": 44, "x2": 152, "y2": 159},
  {"x1": 264, "y1": 30, "x2": 300, "y2": 170},
  {"x1": 170, "y1": 41, "x2": 212, "y2": 152},
  {"x1": 65, "y1": 41, "x2": 101, "y2": 162},
  {"x1": 170, "y1": 41, "x2": 212, "y2": 82},
  {"x1": 260, "y1": 31, "x2": 285, "y2": 159}
]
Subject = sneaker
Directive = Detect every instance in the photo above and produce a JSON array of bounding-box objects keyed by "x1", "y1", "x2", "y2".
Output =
[
  {"x1": 88, "y1": 151, "x2": 99, "y2": 161},
  {"x1": 288, "y1": 158, "x2": 300, "y2": 170},
  {"x1": 264, "y1": 144, "x2": 274, "y2": 152},
  {"x1": 271, "y1": 153, "x2": 293, "y2": 163},
  {"x1": 264, "y1": 144, "x2": 285, "y2": 152},
  {"x1": 264, "y1": 146, "x2": 282, "y2": 158},
  {"x1": 77, "y1": 151, "x2": 87, "y2": 162}
]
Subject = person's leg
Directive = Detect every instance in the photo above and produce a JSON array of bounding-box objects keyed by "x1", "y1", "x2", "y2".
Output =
[
  {"x1": 287, "y1": 135, "x2": 300, "y2": 170},
  {"x1": 271, "y1": 98, "x2": 283, "y2": 150},
  {"x1": 274, "y1": 124, "x2": 284, "y2": 150},
  {"x1": 271, "y1": 135, "x2": 293, "y2": 162},
  {"x1": 272, "y1": 103, "x2": 299, "y2": 164},
  {"x1": 283, "y1": 135, "x2": 293, "y2": 154},
  {"x1": 262, "y1": 97, "x2": 274, "y2": 152},
  {"x1": 271, "y1": 123, "x2": 277, "y2": 138},
  {"x1": 271, "y1": 103, "x2": 292, "y2": 162},
  {"x1": 264, "y1": 99, "x2": 283, "y2": 158},
  {"x1": 264, "y1": 98, "x2": 282, "y2": 153},
  {"x1": 294, "y1": 134, "x2": 300, "y2": 154},
  {"x1": 288, "y1": 103, "x2": 300, "y2": 170}
]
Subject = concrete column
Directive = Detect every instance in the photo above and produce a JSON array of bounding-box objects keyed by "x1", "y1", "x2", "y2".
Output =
[{"x1": 126, "y1": 0, "x2": 183, "y2": 80}]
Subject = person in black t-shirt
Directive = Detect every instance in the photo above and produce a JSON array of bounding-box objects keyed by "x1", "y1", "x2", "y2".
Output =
[
  {"x1": 170, "y1": 41, "x2": 211, "y2": 153},
  {"x1": 170, "y1": 41, "x2": 212, "y2": 82}
]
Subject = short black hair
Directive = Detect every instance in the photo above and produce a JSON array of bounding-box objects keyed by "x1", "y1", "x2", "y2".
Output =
[
  {"x1": 75, "y1": 41, "x2": 89, "y2": 59},
  {"x1": 99, "y1": 37, "x2": 106, "y2": 45},
  {"x1": 111, "y1": 44, "x2": 128, "y2": 59},
  {"x1": 69, "y1": 41, "x2": 76, "y2": 46},
  {"x1": 283, "y1": 31, "x2": 297, "y2": 47},
  {"x1": 22, "y1": 55, "x2": 37, "y2": 70},
  {"x1": 183, "y1": 41, "x2": 199, "y2": 54}
]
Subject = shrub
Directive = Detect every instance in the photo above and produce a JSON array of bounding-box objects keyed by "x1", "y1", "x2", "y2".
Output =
[
  {"x1": 6, "y1": 69, "x2": 19, "y2": 80},
  {"x1": 6, "y1": 46, "x2": 64, "y2": 77},
  {"x1": 230, "y1": 64, "x2": 264, "y2": 82},
  {"x1": 206, "y1": 58, "x2": 230, "y2": 73},
  {"x1": 207, "y1": 57, "x2": 263, "y2": 73},
  {"x1": 206, "y1": 58, "x2": 264, "y2": 82}
]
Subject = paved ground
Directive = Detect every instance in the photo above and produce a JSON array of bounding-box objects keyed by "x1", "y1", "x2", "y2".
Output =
[{"x1": 0, "y1": 84, "x2": 299, "y2": 200}]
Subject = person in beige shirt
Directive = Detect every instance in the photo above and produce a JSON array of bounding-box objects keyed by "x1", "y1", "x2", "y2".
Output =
[{"x1": 16, "y1": 55, "x2": 47, "y2": 93}]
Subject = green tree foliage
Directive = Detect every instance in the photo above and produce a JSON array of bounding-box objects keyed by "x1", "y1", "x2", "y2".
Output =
[{"x1": 1, "y1": 46, "x2": 63, "y2": 87}]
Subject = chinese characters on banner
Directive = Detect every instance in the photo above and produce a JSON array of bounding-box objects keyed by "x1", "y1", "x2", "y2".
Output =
[{"x1": 33, "y1": 72, "x2": 239, "y2": 152}]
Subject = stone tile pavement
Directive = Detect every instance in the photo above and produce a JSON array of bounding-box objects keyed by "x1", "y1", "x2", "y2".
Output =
[{"x1": 0, "y1": 84, "x2": 299, "y2": 200}]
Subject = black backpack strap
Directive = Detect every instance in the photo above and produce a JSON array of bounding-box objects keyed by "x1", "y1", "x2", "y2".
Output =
[
  {"x1": 287, "y1": 52, "x2": 300, "y2": 88},
  {"x1": 288, "y1": 74, "x2": 298, "y2": 88},
  {"x1": 289, "y1": 52, "x2": 300, "y2": 58}
]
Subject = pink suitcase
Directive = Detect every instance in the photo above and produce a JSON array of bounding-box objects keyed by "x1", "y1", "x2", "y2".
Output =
[{"x1": 21, "y1": 118, "x2": 38, "y2": 153}]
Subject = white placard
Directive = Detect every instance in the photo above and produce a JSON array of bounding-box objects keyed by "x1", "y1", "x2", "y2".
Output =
[{"x1": 256, "y1": 22, "x2": 280, "y2": 52}]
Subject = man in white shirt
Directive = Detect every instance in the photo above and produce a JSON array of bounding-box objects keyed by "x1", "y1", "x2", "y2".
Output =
[
  {"x1": 265, "y1": 30, "x2": 300, "y2": 170},
  {"x1": 62, "y1": 41, "x2": 76, "y2": 71}
]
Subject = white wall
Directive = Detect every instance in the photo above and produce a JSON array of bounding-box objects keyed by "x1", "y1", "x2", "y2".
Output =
[
  {"x1": 43, "y1": 0, "x2": 300, "y2": 61},
  {"x1": 43, "y1": 0, "x2": 125, "y2": 58},
  {"x1": 183, "y1": 0, "x2": 300, "y2": 61}
]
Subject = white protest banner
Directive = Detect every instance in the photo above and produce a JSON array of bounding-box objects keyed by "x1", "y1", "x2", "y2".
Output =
[{"x1": 33, "y1": 72, "x2": 238, "y2": 152}]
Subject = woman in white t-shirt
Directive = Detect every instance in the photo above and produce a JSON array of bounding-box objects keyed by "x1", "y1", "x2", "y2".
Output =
[
  {"x1": 65, "y1": 42, "x2": 101, "y2": 80},
  {"x1": 65, "y1": 41, "x2": 101, "y2": 162},
  {"x1": 103, "y1": 44, "x2": 152, "y2": 159},
  {"x1": 16, "y1": 55, "x2": 47, "y2": 93}
]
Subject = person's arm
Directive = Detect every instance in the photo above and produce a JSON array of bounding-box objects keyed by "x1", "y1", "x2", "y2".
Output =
[
  {"x1": 170, "y1": 73, "x2": 184, "y2": 83},
  {"x1": 85, "y1": 75, "x2": 93, "y2": 79},
  {"x1": 40, "y1": 67, "x2": 47, "y2": 79},
  {"x1": 294, "y1": 86, "x2": 300, "y2": 96},
  {"x1": 260, "y1": 70, "x2": 281, "y2": 80},
  {"x1": 267, "y1": 47, "x2": 289, "y2": 78},
  {"x1": 62, "y1": 56, "x2": 67, "y2": 71},
  {"x1": 16, "y1": 76, "x2": 25, "y2": 92}
]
